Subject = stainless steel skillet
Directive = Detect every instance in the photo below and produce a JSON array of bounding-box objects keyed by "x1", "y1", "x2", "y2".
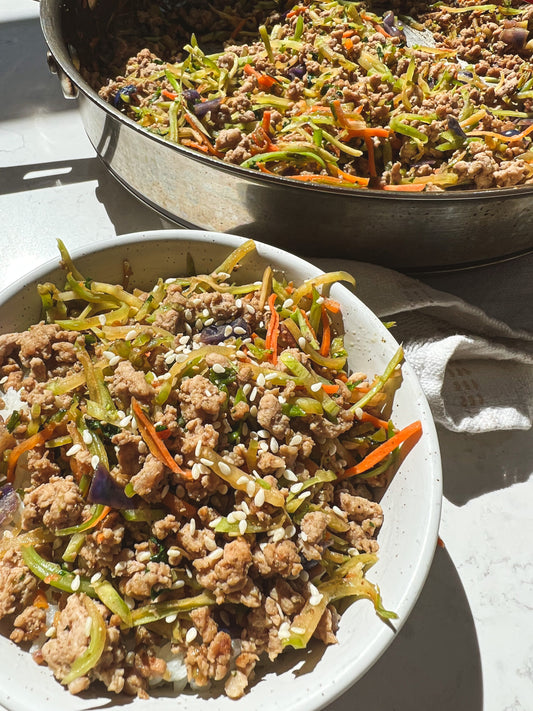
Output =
[{"x1": 40, "y1": 0, "x2": 533, "y2": 271}]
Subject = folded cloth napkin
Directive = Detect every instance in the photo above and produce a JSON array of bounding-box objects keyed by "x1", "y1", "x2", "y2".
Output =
[{"x1": 312, "y1": 259, "x2": 533, "y2": 434}]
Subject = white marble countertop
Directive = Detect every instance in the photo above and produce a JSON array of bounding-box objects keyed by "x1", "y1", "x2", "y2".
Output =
[{"x1": 1, "y1": 2, "x2": 532, "y2": 710}]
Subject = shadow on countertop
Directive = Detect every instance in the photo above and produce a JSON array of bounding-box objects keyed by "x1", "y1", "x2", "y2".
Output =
[{"x1": 328, "y1": 545, "x2": 483, "y2": 711}]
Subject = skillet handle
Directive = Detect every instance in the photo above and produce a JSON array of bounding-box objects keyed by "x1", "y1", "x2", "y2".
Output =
[{"x1": 46, "y1": 50, "x2": 79, "y2": 100}]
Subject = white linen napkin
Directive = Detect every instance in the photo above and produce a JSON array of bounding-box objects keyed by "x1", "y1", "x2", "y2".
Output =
[{"x1": 312, "y1": 259, "x2": 533, "y2": 434}]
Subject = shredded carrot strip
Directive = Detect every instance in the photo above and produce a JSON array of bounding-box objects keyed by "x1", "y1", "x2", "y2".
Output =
[
  {"x1": 323, "y1": 297, "x2": 342, "y2": 313},
  {"x1": 342, "y1": 29, "x2": 355, "y2": 37},
  {"x1": 156, "y1": 428, "x2": 171, "y2": 440},
  {"x1": 262, "y1": 110, "x2": 272, "y2": 135},
  {"x1": 341, "y1": 420, "x2": 422, "y2": 478},
  {"x1": 243, "y1": 63, "x2": 277, "y2": 89},
  {"x1": 383, "y1": 183, "x2": 426, "y2": 192},
  {"x1": 90, "y1": 506, "x2": 112, "y2": 529},
  {"x1": 182, "y1": 140, "x2": 210, "y2": 154},
  {"x1": 183, "y1": 115, "x2": 223, "y2": 158},
  {"x1": 359, "y1": 411, "x2": 390, "y2": 430},
  {"x1": 33, "y1": 590, "x2": 49, "y2": 610},
  {"x1": 299, "y1": 308, "x2": 317, "y2": 340},
  {"x1": 322, "y1": 383, "x2": 340, "y2": 394},
  {"x1": 230, "y1": 17, "x2": 246, "y2": 39},
  {"x1": 320, "y1": 306, "x2": 331, "y2": 356},
  {"x1": 343, "y1": 37, "x2": 354, "y2": 50},
  {"x1": 374, "y1": 24, "x2": 391, "y2": 38},
  {"x1": 161, "y1": 89, "x2": 177, "y2": 100},
  {"x1": 7, "y1": 423, "x2": 56, "y2": 483},
  {"x1": 468, "y1": 123, "x2": 533, "y2": 143},
  {"x1": 334, "y1": 167, "x2": 370, "y2": 186},
  {"x1": 265, "y1": 293, "x2": 280, "y2": 364},
  {"x1": 132, "y1": 398, "x2": 184, "y2": 474}
]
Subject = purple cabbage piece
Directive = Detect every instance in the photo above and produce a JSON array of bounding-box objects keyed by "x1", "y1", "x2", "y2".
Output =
[
  {"x1": 183, "y1": 89, "x2": 201, "y2": 104},
  {"x1": 447, "y1": 116, "x2": 467, "y2": 139},
  {"x1": 0, "y1": 484, "x2": 19, "y2": 528},
  {"x1": 113, "y1": 84, "x2": 137, "y2": 108},
  {"x1": 88, "y1": 462, "x2": 132, "y2": 508},
  {"x1": 193, "y1": 98, "x2": 223, "y2": 117},
  {"x1": 382, "y1": 11, "x2": 406, "y2": 40},
  {"x1": 199, "y1": 317, "x2": 251, "y2": 345},
  {"x1": 287, "y1": 63, "x2": 306, "y2": 80}
]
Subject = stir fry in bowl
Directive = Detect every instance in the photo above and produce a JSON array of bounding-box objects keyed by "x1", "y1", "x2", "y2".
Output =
[
  {"x1": 0, "y1": 239, "x2": 422, "y2": 700},
  {"x1": 96, "y1": 0, "x2": 533, "y2": 191}
]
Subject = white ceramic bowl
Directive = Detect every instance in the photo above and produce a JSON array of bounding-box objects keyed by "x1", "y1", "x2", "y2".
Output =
[{"x1": 0, "y1": 231, "x2": 442, "y2": 711}]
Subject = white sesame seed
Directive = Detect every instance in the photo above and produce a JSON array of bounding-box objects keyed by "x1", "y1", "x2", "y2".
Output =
[
  {"x1": 246, "y1": 303, "x2": 255, "y2": 314},
  {"x1": 202, "y1": 308, "x2": 210, "y2": 318},
  {"x1": 285, "y1": 524, "x2": 296, "y2": 538},
  {"x1": 242, "y1": 422, "x2": 249, "y2": 436},
  {"x1": 179, "y1": 335, "x2": 190, "y2": 345},
  {"x1": 200, "y1": 457, "x2": 214, "y2": 467},
  {"x1": 66, "y1": 443, "x2": 82, "y2": 457},
  {"x1": 256, "y1": 373, "x2": 266, "y2": 388},
  {"x1": 137, "y1": 551, "x2": 151, "y2": 562},
  {"x1": 290, "y1": 434, "x2": 303, "y2": 447},
  {"x1": 71, "y1": 574, "x2": 81, "y2": 591},
  {"x1": 236, "y1": 474, "x2": 249, "y2": 486},
  {"x1": 238, "y1": 519, "x2": 247, "y2": 535},
  {"x1": 310, "y1": 382, "x2": 322, "y2": 392},
  {"x1": 271, "y1": 528, "x2": 285, "y2": 543},
  {"x1": 205, "y1": 537, "x2": 217, "y2": 551},
  {"x1": 91, "y1": 455, "x2": 100, "y2": 469},
  {"x1": 282, "y1": 298, "x2": 294, "y2": 309},
  {"x1": 300, "y1": 531, "x2": 308, "y2": 542},
  {"x1": 109, "y1": 355, "x2": 121, "y2": 366},
  {"x1": 98, "y1": 314, "x2": 107, "y2": 326},
  {"x1": 158, "y1": 372, "x2": 172, "y2": 381},
  {"x1": 242, "y1": 383, "x2": 252, "y2": 396},
  {"x1": 195, "y1": 440, "x2": 203, "y2": 457},
  {"x1": 45, "y1": 626, "x2": 56, "y2": 638},
  {"x1": 355, "y1": 407, "x2": 364, "y2": 419},
  {"x1": 241, "y1": 501, "x2": 250, "y2": 515},
  {"x1": 299, "y1": 490, "x2": 312, "y2": 500},
  {"x1": 250, "y1": 405, "x2": 258, "y2": 417},
  {"x1": 119, "y1": 415, "x2": 132, "y2": 428},
  {"x1": 309, "y1": 582, "x2": 320, "y2": 596},
  {"x1": 209, "y1": 517, "x2": 222, "y2": 528},
  {"x1": 173, "y1": 579, "x2": 185, "y2": 589},
  {"x1": 190, "y1": 518, "x2": 196, "y2": 534},
  {"x1": 224, "y1": 325, "x2": 233, "y2": 337},
  {"x1": 165, "y1": 613, "x2": 178, "y2": 623},
  {"x1": 192, "y1": 463, "x2": 202, "y2": 480},
  {"x1": 290, "y1": 482, "x2": 304, "y2": 494},
  {"x1": 185, "y1": 627, "x2": 198, "y2": 644},
  {"x1": 235, "y1": 298, "x2": 243, "y2": 308},
  {"x1": 235, "y1": 350, "x2": 247, "y2": 359},
  {"x1": 184, "y1": 309, "x2": 193, "y2": 321},
  {"x1": 309, "y1": 593, "x2": 324, "y2": 606},
  {"x1": 195, "y1": 319, "x2": 203, "y2": 330},
  {"x1": 234, "y1": 326, "x2": 247, "y2": 335},
  {"x1": 291, "y1": 626, "x2": 306, "y2": 635},
  {"x1": 250, "y1": 386, "x2": 258, "y2": 401},
  {"x1": 206, "y1": 548, "x2": 224, "y2": 564},
  {"x1": 257, "y1": 429, "x2": 269, "y2": 439},
  {"x1": 233, "y1": 510, "x2": 246, "y2": 521},
  {"x1": 125, "y1": 329, "x2": 137, "y2": 341},
  {"x1": 300, "y1": 570, "x2": 309, "y2": 582},
  {"x1": 82, "y1": 430, "x2": 93, "y2": 445},
  {"x1": 254, "y1": 489, "x2": 265, "y2": 507},
  {"x1": 298, "y1": 337, "x2": 307, "y2": 350},
  {"x1": 258, "y1": 441, "x2": 269, "y2": 452},
  {"x1": 90, "y1": 572, "x2": 102, "y2": 583},
  {"x1": 227, "y1": 512, "x2": 237, "y2": 523},
  {"x1": 270, "y1": 437, "x2": 279, "y2": 453},
  {"x1": 204, "y1": 318, "x2": 214, "y2": 327},
  {"x1": 0, "y1": 376, "x2": 8, "y2": 384},
  {"x1": 212, "y1": 362, "x2": 225, "y2": 374}
]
